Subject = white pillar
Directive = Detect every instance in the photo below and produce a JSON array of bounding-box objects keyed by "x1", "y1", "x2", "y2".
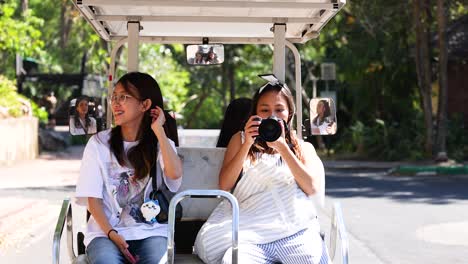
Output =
[
  {"x1": 127, "y1": 22, "x2": 140, "y2": 72},
  {"x1": 285, "y1": 41, "x2": 303, "y2": 139},
  {"x1": 107, "y1": 38, "x2": 128, "y2": 129},
  {"x1": 273, "y1": 24, "x2": 286, "y2": 82}
]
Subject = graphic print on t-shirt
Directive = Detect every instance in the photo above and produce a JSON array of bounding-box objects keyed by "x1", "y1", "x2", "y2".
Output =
[{"x1": 106, "y1": 162, "x2": 152, "y2": 225}]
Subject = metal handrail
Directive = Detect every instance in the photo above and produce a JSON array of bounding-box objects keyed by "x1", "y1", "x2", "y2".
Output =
[
  {"x1": 167, "y1": 190, "x2": 240, "y2": 264},
  {"x1": 52, "y1": 198, "x2": 76, "y2": 264},
  {"x1": 329, "y1": 202, "x2": 349, "y2": 264}
]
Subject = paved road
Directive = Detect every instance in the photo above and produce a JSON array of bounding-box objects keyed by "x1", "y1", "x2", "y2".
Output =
[
  {"x1": 324, "y1": 168, "x2": 468, "y2": 264},
  {"x1": 0, "y1": 146, "x2": 86, "y2": 263},
  {"x1": 1, "y1": 147, "x2": 467, "y2": 263}
]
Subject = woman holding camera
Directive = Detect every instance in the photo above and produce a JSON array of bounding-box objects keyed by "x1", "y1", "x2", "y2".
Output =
[
  {"x1": 75, "y1": 72, "x2": 182, "y2": 264},
  {"x1": 195, "y1": 78, "x2": 329, "y2": 263}
]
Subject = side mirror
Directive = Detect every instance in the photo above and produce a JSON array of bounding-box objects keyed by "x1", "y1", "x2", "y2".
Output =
[
  {"x1": 186, "y1": 44, "x2": 224, "y2": 65},
  {"x1": 68, "y1": 96, "x2": 99, "y2": 136},
  {"x1": 309, "y1": 98, "x2": 337, "y2": 135}
]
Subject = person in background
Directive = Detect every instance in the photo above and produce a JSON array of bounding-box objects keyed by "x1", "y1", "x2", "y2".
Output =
[
  {"x1": 205, "y1": 49, "x2": 219, "y2": 64},
  {"x1": 194, "y1": 52, "x2": 204, "y2": 64},
  {"x1": 311, "y1": 99, "x2": 336, "y2": 135},
  {"x1": 216, "y1": 98, "x2": 253, "y2": 148},
  {"x1": 69, "y1": 96, "x2": 97, "y2": 135},
  {"x1": 43, "y1": 91, "x2": 57, "y2": 128}
]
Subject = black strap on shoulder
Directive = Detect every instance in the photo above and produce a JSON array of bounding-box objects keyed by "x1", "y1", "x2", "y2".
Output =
[
  {"x1": 231, "y1": 170, "x2": 243, "y2": 193},
  {"x1": 150, "y1": 163, "x2": 158, "y2": 192}
]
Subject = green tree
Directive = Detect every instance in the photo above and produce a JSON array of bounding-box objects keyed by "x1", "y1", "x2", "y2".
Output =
[
  {"x1": 29, "y1": 0, "x2": 109, "y2": 74},
  {"x1": 0, "y1": 0, "x2": 44, "y2": 78}
]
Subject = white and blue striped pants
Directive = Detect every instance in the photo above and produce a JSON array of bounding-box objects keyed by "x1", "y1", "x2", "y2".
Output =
[{"x1": 221, "y1": 228, "x2": 330, "y2": 264}]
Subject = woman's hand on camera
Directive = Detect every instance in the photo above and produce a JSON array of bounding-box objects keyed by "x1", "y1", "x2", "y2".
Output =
[
  {"x1": 244, "y1": 115, "x2": 261, "y2": 146},
  {"x1": 266, "y1": 119, "x2": 287, "y2": 152}
]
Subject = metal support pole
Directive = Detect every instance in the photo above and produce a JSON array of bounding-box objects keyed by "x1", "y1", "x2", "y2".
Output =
[
  {"x1": 285, "y1": 41, "x2": 302, "y2": 139},
  {"x1": 127, "y1": 21, "x2": 140, "y2": 72},
  {"x1": 107, "y1": 38, "x2": 128, "y2": 129},
  {"x1": 52, "y1": 199, "x2": 75, "y2": 264},
  {"x1": 273, "y1": 24, "x2": 286, "y2": 83},
  {"x1": 167, "y1": 190, "x2": 239, "y2": 264}
]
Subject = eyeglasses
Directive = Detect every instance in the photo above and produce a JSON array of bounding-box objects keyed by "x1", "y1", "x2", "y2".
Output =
[{"x1": 110, "y1": 94, "x2": 134, "y2": 105}]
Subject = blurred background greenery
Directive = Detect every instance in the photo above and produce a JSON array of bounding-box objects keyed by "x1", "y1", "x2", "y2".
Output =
[{"x1": 0, "y1": 0, "x2": 466, "y2": 161}]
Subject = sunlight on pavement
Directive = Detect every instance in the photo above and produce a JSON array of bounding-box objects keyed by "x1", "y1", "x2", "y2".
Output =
[
  {"x1": 416, "y1": 221, "x2": 468, "y2": 247},
  {"x1": 0, "y1": 198, "x2": 59, "y2": 254}
]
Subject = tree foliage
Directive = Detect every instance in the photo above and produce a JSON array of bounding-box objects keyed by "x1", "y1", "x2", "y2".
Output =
[
  {"x1": 28, "y1": 0, "x2": 109, "y2": 74},
  {"x1": 0, "y1": 0, "x2": 44, "y2": 77},
  {"x1": 0, "y1": 0, "x2": 466, "y2": 160}
]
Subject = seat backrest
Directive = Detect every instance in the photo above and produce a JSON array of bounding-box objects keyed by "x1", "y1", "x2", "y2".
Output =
[
  {"x1": 176, "y1": 147, "x2": 226, "y2": 220},
  {"x1": 175, "y1": 146, "x2": 326, "y2": 218}
]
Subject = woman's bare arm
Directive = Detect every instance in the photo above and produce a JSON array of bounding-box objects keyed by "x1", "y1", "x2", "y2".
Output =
[
  {"x1": 87, "y1": 197, "x2": 114, "y2": 234},
  {"x1": 150, "y1": 106, "x2": 183, "y2": 180},
  {"x1": 271, "y1": 141, "x2": 321, "y2": 196},
  {"x1": 153, "y1": 125, "x2": 183, "y2": 180},
  {"x1": 88, "y1": 197, "x2": 130, "y2": 253},
  {"x1": 218, "y1": 132, "x2": 250, "y2": 191},
  {"x1": 219, "y1": 116, "x2": 260, "y2": 191}
]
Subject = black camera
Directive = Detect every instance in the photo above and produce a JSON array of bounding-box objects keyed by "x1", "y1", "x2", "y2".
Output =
[{"x1": 255, "y1": 116, "x2": 287, "y2": 142}]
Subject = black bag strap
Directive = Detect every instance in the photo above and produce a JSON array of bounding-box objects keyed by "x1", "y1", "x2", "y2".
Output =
[
  {"x1": 150, "y1": 160, "x2": 166, "y2": 192},
  {"x1": 150, "y1": 162, "x2": 160, "y2": 200},
  {"x1": 231, "y1": 170, "x2": 243, "y2": 193}
]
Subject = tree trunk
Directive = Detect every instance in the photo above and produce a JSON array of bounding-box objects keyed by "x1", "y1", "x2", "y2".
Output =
[
  {"x1": 435, "y1": 0, "x2": 449, "y2": 161},
  {"x1": 228, "y1": 64, "x2": 235, "y2": 102},
  {"x1": 186, "y1": 92, "x2": 208, "y2": 128},
  {"x1": 60, "y1": 1, "x2": 73, "y2": 50},
  {"x1": 221, "y1": 59, "x2": 228, "y2": 111},
  {"x1": 21, "y1": 0, "x2": 28, "y2": 13},
  {"x1": 226, "y1": 46, "x2": 236, "y2": 102},
  {"x1": 413, "y1": 0, "x2": 434, "y2": 157}
]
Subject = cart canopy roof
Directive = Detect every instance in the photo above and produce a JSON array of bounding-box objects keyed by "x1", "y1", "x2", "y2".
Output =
[{"x1": 74, "y1": 0, "x2": 345, "y2": 44}]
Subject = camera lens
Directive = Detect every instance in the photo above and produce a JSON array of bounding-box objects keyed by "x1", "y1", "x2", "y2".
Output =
[{"x1": 258, "y1": 117, "x2": 282, "y2": 142}]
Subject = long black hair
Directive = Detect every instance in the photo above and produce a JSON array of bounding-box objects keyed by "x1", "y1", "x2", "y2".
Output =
[
  {"x1": 109, "y1": 72, "x2": 177, "y2": 180},
  {"x1": 216, "y1": 98, "x2": 253, "y2": 148}
]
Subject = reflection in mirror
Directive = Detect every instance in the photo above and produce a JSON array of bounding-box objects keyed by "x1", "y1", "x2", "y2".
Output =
[
  {"x1": 69, "y1": 96, "x2": 98, "y2": 136},
  {"x1": 186, "y1": 44, "x2": 224, "y2": 65},
  {"x1": 309, "y1": 98, "x2": 337, "y2": 135}
]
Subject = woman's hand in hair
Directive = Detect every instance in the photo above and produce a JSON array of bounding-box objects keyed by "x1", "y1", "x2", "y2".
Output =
[
  {"x1": 243, "y1": 115, "x2": 261, "y2": 147},
  {"x1": 150, "y1": 106, "x2": 166, "y2": 131}
]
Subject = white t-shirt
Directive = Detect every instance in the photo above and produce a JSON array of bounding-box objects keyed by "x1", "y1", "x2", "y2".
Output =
[
  {"x1": 69, "y1": 116, "x2": 97, "y2": 135},
  {"x1": 75, "y1": 129, "x2": 181, "y2": 246}
]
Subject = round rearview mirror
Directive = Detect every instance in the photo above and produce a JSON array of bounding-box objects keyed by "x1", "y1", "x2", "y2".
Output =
[
  {"x1": 309, "y1": 98, "x2": 337, "y2": 135},
  {"x1": 68, "y1": 96, "x2": 99, "y2": 136},
  {"x1": 186, "y1": 44, "x2": 224, "y2": 65}
]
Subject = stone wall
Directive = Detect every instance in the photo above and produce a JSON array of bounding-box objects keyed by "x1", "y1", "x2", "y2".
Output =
[{"x1": 0, "y1": 117, "x2": 39, "y2": 166}]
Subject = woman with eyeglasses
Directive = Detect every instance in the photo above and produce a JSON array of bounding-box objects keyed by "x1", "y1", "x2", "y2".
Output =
[
  {"x1": 75, "y1": 72, "x2": 183, "y2": 264},
  {"x1": 69, "y1": 96, "x2": 97, "y2": 136},
  {"x1": 195, "y1": 77, "x2": 329, "y2": 264}
]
